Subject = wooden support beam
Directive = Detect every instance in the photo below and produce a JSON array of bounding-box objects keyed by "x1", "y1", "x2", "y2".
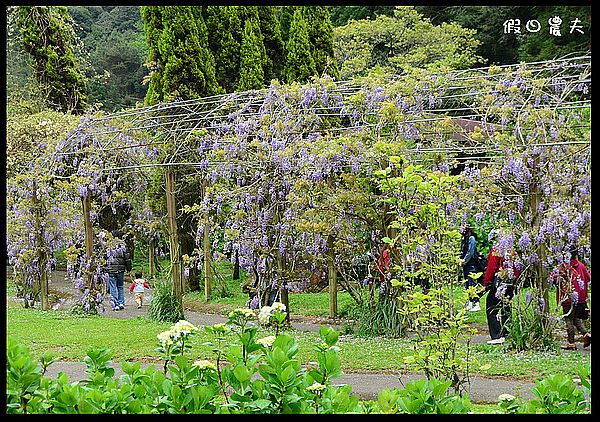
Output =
[
  {"x1": 82, "y1": 194, "x2": 95, "y2": 288},
  {"x1": 327, "y1": 234, "x2": 338, "y2": 318},
  {"x1": 276, "y1": 251, "x2": 290, "y2": 323},
  {"x1": 202, "y1": 180, "x2": 212, "y2": 301},
  {"x1": 165, "y1": 170, "x2": 183, "y2": 303},
  {"x1": 203, "y1": 218, "x2": 212, "y2": 301},
  {"x1": 149, "y1": 239, "x2": 156, "y2": 278},
  {"x1": 33, "y1": 182, "x2": 49, "y2": 310}
]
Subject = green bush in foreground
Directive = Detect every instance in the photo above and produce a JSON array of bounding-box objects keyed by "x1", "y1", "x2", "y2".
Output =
[{"x1": 5, "y1": 302, "x2": 591, "y2": 414}]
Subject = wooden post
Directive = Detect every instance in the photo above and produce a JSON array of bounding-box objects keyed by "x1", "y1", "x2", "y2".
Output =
[
  {"x1": 165, "y1": 170, "x2": 183, "y2": 303},
  {"x1": 276, "y1": 251, "x2": 290, "y2": 323},
  {"x1": 202, "y1": 180, "x2": 212, "y2": 301},
  {"x1": 203, "y1": 218, "x2": 212, "y2": 301},
  {"x1": 149, "y1": 239, "x2": 156, "y2": 278},
  {"x1": 82, "y1": 194, "x2": 95, "y2": 287},
  {"x1": 327, "y1": 234, "x2": 338, "y2": 318},
  {"x1": 528, "y1": 154, "x2": 549, "y2": 312},
  {"x1": 32, "y1": 182, "x2": 49, "y2": 310}
]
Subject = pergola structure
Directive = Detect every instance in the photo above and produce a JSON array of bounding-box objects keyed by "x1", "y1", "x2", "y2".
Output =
[{"x1": 53, "y1": 53, "x2": 591, "y2": 317}]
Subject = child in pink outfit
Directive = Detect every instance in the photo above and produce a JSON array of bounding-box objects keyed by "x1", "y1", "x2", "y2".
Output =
[{"x1": 129, "y1": 270, "x2": 150, "y2": 309}]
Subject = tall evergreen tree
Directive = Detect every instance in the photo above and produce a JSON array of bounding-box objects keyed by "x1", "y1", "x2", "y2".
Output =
[
  {"x1": 143, "y1": 6, "x2": 222, "y2": 104},
  {"x1": 238, "y1": 17, "x2": 264, "y2": 91},
  {"x1": 283, "y1": 8, "x2": 316, "y2": 84},
  {"x1": 16, "y1": 6, "x2": 88, "y2": 114},
  {"x1": 238, "y1": 6, "x2": 267, "y2": 79},
  {"x1": 257, "y1": 6, "x2": 285, "y2": 85},
  {"x1": 277, "y1": 6, "x2": 295, "y2": 46},
  {"x1": 140, "y1": 6, "x2": 165, "y2": 105},
  {"x1": 208, "y1": 6, "x2": 243, "y2": 93},
  {"x1": 202, "y1": 6, "x2": 223, "y2": 55},
  {"x1": 301, "y1": 6, "x2": 339, "y2": 79}
]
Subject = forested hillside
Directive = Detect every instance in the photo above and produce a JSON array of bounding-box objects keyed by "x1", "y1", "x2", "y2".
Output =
[{"x1": 6, "y1": 5, "x2": 591, "y2": 113}]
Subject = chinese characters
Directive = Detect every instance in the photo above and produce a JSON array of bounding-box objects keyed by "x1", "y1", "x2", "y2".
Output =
[{"x1": 503, "y1": 17, "x2": 585, "y2": 36}]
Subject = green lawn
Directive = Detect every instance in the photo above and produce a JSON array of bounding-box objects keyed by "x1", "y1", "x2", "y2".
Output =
[
  {"x1": 6, "y1": 257, "x2": 590, "y2": 388},
  {"x1": 5, "y1": 301, "x2": 589, "y2": 382}
]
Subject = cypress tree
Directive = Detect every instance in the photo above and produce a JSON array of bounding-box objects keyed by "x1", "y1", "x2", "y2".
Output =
[
  {"x1": 257, "y1": 6, "x2": 285, "y2": 85},
  {"x1": 140, "y1": 6, "x2": 165, "y2": 105},
  {"x1": 301, "y1": 6, "x2": 339, "y2": 79},
  {"x1": 155, "y1": 6, "x2": 222, "y2": 102},
  {"x1": 213, "y1": 6, "x2": 242, "y2": 93},
  {"x1": 237, "y1": 17, "x2": 264, "y2": 91},
  {"x1": 202, "y1": 6, "x2": 223, "y2": 56},
  {"x1": 283, "y1": 8, "x2": 316, "y2": 84},
  {"x1": 277, "y1": 6, "x2": 295, "y2": 46},
  {"x1": 17, "y1": 6, "x2": 88, "y2": 114},
  {"x1": 238, "y1": 6, "x2": 267, "y2": 77}
]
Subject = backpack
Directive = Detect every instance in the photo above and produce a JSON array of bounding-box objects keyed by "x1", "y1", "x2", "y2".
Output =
[{"x1": 474, "y1": 250, "x2": 487, "y2": 272}]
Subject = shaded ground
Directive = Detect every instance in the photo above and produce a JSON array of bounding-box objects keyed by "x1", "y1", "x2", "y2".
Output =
[{"x1": 7, "y1": 268, "x2": 592, "y2": 404}]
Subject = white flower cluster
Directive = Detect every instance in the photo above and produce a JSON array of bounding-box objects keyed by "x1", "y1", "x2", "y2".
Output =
[
  {"x1": 228, "y1": 308, "x2": 256, "y2": 320},
  {"x1": 258, "y1": 302, "x2": 287, "y2": 325},
  {"x1": 256, "y1": 335, "x2": 276, "y2": 347},
  {"x1": 498, "y1": 393, "x2": 516, "y2": 402},
  {"x1": 193, "y1": 359, "x2": 217, "y2": 371},
  {"x1": 157, "y1": 320, "x2": 198, "y2": 348},
  {"x1": 306, "y1": 382, "x2": 326, "y2": 393}
]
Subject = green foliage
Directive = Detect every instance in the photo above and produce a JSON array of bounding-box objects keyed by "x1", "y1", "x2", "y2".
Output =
[
  {"x1": 329, "y1": 6, "x2": 395, "y2": 27},
  {"x1": 398, "y1": 286, "x2": 477, "y2": 394},
  {"x1": 8, "y1": 318, "x2": 590, "y2": 414},
  {"x1": 158, "y1": 6, "x2": 222, "y2": 101},
  {"x1": 16, "y1": 6, "x2": 88, "y2": 114},
  {"x1": 517, "y1": 7, "x2": 591, "y2": 63},
  {"x1": 257, "y1": 6, "x2": 285, "y2": 85},
  {"x1": 237, "y1": 17, "x2": 265, "y2": 91},
  {"x1": 377, "y1": 378, "x2": 471, "y2": 414},
  {"x1": 301, "y1": 6, "x2": 339, "y2": 79},
  {"x1": 497, "y1": 371, "x2": 590, "y2": 414},
  {"x1": 80, "y1": 6, "x2": 148, "y2": 111},
  {"x1": 283, "y1": 8, "x2": 316, "y2": 83},
  {"x1": 206, "y1": 6, "x2": 241, "y2": 93},
  {"x1": 334, "y1": 6, "x2": 483, "y2": 79},
  {"x1": 6, "y1": 337, "x2": 43, "y2": 413},
  {"x1": 277, "y1": 6, "x2": 294, "y2": 45},
  {"x1": 141, "y1": 6, "x2": 223, "y2": 104},
  {"x1": 352, "y1": 295, "x2": 404, "y2": 337},
  {"x1": 505, "y1": 287, "x2": 561, "y2": 351},
  {"x1": 148, "y1": 279, "x2": 185, "y2": 323}
]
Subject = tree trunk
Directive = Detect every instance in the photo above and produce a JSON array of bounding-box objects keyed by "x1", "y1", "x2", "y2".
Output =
[{"x1": 233, "y1": 251, "x2": 240, "y2": 280}]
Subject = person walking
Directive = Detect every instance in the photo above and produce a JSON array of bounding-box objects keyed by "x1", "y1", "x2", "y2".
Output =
[
  {"x1": 129, "y1": 270, "x2": 151, "y2": 309},
  {"x1": 479, "y1": 245, "x2": 521, "y2": 344},
  {"x1": 460, "y1": 226, "x2": 483, "y2": 312},
  {"x1": 553, "y1": 248, "x2": 591, "y2": 350},
  {"x1": 106, "y1": 229, "x2": 131, "y2": 311}
]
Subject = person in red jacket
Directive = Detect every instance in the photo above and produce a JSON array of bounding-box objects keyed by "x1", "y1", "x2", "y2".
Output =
[
  {"x1": 552, "y1": 248, "x2": 591, "y2": 350},
  {"x1": 129, "y1": 270, "x2": 151, "y2": 309},
  {"x1": 479, "y1": 246, "x2": 522, "y2": 344}
]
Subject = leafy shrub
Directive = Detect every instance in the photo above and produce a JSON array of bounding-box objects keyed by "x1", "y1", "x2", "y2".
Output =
[
  {"x1": 377, "y1": 378, "x2": 472, "y2": 414},
  {"x1": 497, "y1": 366, "x2": 591, "y2": 414},
  {"x1": 148, "y1": 279, "x2": 184, "y2": 323}
]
